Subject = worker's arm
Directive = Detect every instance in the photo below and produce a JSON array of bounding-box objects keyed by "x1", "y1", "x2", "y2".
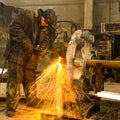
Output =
[{"x1": 9, "y1": 10, "x2": 33, "y2": 54}]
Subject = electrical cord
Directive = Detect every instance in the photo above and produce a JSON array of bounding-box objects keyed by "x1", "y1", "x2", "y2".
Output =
[
  {"x1": 0, "y1": 106, "x2": 7, "y2": 112},
  {"x1": 0, "y1": 44, "x2": 20, "y2": 82}
]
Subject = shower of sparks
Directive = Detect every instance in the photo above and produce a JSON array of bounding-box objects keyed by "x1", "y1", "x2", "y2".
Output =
[{"x1": 28, "y1": 57, "x2": 81, "y2": 119}]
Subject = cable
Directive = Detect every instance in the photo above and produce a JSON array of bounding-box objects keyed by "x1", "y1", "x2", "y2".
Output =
[
  {"x1": 0, "y1": 106, "x2": 7, "y2": 112},
  {"x1": 0, "y1": 44, "x2": 20, "y2": 82}
]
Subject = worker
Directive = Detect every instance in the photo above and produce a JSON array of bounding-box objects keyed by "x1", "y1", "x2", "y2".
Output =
[{"x1": 3, "y1": 8, "x2": 57, "y2": 117}]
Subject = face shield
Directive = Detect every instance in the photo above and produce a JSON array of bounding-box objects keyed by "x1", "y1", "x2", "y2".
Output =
[{"x1": 37, "y1": 8, "x2": 57, "y2": 28}]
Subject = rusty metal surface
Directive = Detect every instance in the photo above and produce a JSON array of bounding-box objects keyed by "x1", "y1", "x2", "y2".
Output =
[
  {"x1": 86, "y1": 60, "x2": 120, "y2": 69},
  {"x1": 74, "y1": 60, "x2": 120, "y2": 69}
]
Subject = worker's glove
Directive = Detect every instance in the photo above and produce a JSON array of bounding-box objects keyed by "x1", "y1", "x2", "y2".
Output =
[
  {"x1": 34, "y1": 44, "x2": 48, "y2": 56},
  {"x1": 23, "y1": 41, "x2": 33, "y2": 54}
]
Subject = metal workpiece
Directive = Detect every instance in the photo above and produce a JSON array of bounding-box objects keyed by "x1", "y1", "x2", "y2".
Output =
[
  {"x1": 86, "y1": 60, "x2": 120, "y2": 70},
  {"x1": 74, "y1": 59, "x2": 120, "y2": 70}
]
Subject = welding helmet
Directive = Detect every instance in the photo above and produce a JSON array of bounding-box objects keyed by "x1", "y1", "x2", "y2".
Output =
[
  {"x1": 38, "y1": 8, "x2": 57, "y2": 28},
  {"x1": 37, "y1": 8, "x2": 44, "y2": 16},
  {"x1": 44, "y1": 9, "x2": 57, "y2": 26}
]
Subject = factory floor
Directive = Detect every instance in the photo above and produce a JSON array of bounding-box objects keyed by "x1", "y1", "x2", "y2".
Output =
[{"x1": 0, "y1": 82, "x2": 120, "y2": 120}]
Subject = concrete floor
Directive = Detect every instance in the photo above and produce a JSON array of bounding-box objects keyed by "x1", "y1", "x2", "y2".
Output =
[{"x1": 0, "y1": 82, "x2": 120, "y2": 120}]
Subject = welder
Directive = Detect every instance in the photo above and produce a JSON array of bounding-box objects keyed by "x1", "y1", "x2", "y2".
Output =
[{"x1": 3, "y1": 8, "x2": 57, "y2": 117}]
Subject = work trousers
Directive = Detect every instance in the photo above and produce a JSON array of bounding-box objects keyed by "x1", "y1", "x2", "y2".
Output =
[{"x1": 6, "y1": 61, "x2": 37, "y2": 110}]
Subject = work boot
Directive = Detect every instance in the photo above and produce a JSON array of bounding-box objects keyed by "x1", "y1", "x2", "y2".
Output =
[{"x1": 6, "y1": 108, "x2": 15, "y2": 117}]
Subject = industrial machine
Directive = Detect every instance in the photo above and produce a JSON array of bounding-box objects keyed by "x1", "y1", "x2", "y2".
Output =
[
  {"x1": 93, "y1": 33, "x2": 120, "y2": 82},
  {"x1": 0, "y1": 20, "x2": 120, "y2": 120}
]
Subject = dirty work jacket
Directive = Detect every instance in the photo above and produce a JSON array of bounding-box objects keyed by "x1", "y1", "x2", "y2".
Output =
[{"x1": 4, "y1": 9, "x2": 46, "y2": 70}]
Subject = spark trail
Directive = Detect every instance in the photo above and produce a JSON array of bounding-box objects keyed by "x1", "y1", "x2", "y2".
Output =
[{"x1": 32, "y1": 57, "x2": 81, "y2": 119}]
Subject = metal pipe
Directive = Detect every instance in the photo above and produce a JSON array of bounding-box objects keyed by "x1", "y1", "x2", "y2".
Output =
[
  {"x1": 86, "y1": 60, "x2": 120, "y2": 69},
  {"x1": 94, "y1": 63, "x2": 102, "y2": 110},
  {"x1": 74, "y1": 59, "x2": 120, "y2": 69}
]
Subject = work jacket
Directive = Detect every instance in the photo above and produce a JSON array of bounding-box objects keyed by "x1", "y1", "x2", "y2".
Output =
[{"x1": 4, "y1": 9, "x2": 55, "y2": 70}]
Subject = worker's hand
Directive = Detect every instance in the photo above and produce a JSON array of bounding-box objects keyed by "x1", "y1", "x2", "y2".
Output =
[
  {"x1": 38, "y1": 49, "x2": 47, "y2": 56},
  {"x1": 23, "y1": 41, "x2": 33, "y2": 54}
]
